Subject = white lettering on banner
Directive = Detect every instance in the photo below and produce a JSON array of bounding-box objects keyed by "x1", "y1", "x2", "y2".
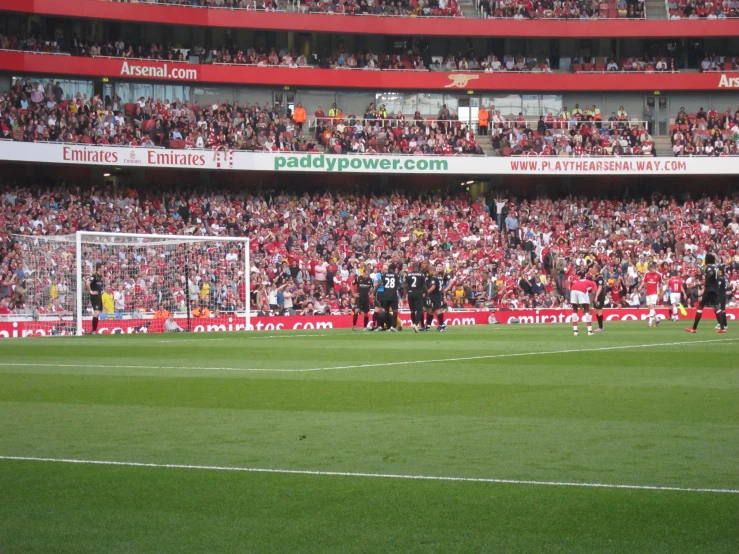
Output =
[
  {"x1": 496, "y1": 308, "x2": 735, "y2": 325},
  {"x1": 718, "y1": 74, "x2": 739, "y2": 88},
  {"x1": 0, "y1": 143, "x2": 738, "y2": 175},
  {"x1": 0, "y1": 313, "x2": 488, "y2": 338},
  {"x1": 120, "y1": 61, "x2": 198, "y2": 81}
]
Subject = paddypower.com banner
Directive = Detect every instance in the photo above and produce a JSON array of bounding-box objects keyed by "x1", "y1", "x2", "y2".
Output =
[
  {"x1": 273, "y1": 154, "x2": 448, "y2": 172},
  {"x1": 0, "y1": 142, "x2": 738, "y2": 175}
]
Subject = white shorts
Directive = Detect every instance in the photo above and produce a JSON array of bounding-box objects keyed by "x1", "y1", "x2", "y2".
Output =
[
  {"x1": 670, "y1": 293, "x2": 681, "y2": 305},
  {"x1": 570, "y1": 290, "x2": 590, "y2": 306},
  {"x1": 646, "y1": 294, "x2": 658, "y2": 306}
]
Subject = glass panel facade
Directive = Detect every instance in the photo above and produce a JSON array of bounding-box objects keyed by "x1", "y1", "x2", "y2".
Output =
[
  {"x1": 117, "y1": 82, "x2": 191, "y2": 104},
  {"x1": 540, "y1": 94, "x2": 563, "y2": 116},
  {"x1": 12, "y1": 76, "x2": 93, "y2": 102}
]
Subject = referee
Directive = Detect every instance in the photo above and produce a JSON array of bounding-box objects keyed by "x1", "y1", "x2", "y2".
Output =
[{"x1": 87, "y1": 262, "x2": 105, "y2": 334}]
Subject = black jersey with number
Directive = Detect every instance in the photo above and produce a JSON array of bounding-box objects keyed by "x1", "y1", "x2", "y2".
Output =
[
  {"x1": 88, "y1": 272, "x2": 104, "y2": 293},
  {"x1": 378, "y1": 272, "x2": 399, "y2": 300},
  {"x1": 426, "y1": 276, "x2": 442, "y2": 299},
  {"x1": 405, "y1": 271, "x2": 425, "y2": 295},
  {"x1": 704, "y1": 265, "x2": 719, "y2": 293},
  {"x1": 355, "y1": 276, "x2": 372, "y2": 298}
]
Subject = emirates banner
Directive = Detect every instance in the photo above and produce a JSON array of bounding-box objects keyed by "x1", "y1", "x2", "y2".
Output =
[
  {"x1": 492, "y1": 307, "x2": 736, "y2": 324},
  {"x1": 1, "y1": 142, "x2": 738, "y2": 175},
  {"x1": 0, "y1": 310, "x2": 489, "y2": 338},
  {"x1": 0, "y1": 309, "x2": 736, "y2": 338}
]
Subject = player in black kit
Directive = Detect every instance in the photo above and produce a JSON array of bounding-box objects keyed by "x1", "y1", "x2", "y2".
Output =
[
  {"x1": 593, "y1": 265, "x2": 607, "y2": 332},
  {"x1": 686, "y1": 254, "x2": 726, "y2": 333},
  {"x1": 715, "y1": 264, "x2": 729, "y2": 332},
  {"x1": 425, "y1": 266, "x2": 447, "y2": 332},
  {"x1": 86, "y1": 262, "x2": 105, "y2": 334},
  {"x1": 377, "y1": 263, "x2": 400, "y2": 332},
  {"x1": 352, "y1": 268, "x2": 373, "y2": 331},
  {"x1": 405, "y1": 262, "x2": 426, "y2": 333}
]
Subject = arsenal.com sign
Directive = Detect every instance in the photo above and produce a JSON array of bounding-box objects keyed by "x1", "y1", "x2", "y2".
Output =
[
  {"x1": 718, "y1": 74, "x2": 739, "y2": 88},
  {"x1": 120, "y1": 60, "x2": 198, "y2": 81}
]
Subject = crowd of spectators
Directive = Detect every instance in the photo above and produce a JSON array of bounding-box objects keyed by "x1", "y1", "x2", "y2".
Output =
[
  {"x1": 1, "y1": 182, "x2": 738, "y2": 320},
  {"x1": 1, "y1": 31, "x2": 554, "y2": 74},
  {"x1": 670, "y1": 106, "x2": 739, "y2": 156},
  {"x1": 572, "y1": 56, "x2": 676, "y2": 72},
  {"x1": 668, "y1": 0, "x2": 739, "y2": 19},
  {"x1": 478, "y1": 0, "x2": 645, "y2": 19},
  {"x1": 699, "y1": 55, "x2": 739, "y2": 72},
  {"x1": 313, "y1": 103, "x2": 484, "y2": 154},
  {"x1": 103, "y1": 0, "x2": 462, "y2": 16},
  {"x1": 0, "y1": 80, "x2": 484, "y2": 154},
  {"x1": 484, "y1": 104, "x2": 655, "y2": 156}
]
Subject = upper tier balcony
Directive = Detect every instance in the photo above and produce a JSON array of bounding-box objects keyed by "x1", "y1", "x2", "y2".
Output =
[{"x1": 1, "y1": 0, "x2": 738, "y2": 37}]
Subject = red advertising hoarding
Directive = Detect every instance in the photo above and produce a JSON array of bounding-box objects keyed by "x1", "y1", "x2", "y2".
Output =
[
  {"x1": 1, "y1": 0, "x2": 737, "y2": 38},
  {"x1": 0, "y1": 311, "x2": 490, "y2": 338},
  {"x1": 0, "y1": 309, "x2": 734, "y2": 338},
  {"x1": 1, "y1": 51, "x2": 737, "y2": 92}
]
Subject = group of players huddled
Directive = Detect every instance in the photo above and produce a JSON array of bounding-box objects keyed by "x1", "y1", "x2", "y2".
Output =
[
  {"x1": 567, "y1": 253, "x2": 730, "y2": 336},
  {"x1": 351, "y1": 260, "x2": 451, "y2": 333}
]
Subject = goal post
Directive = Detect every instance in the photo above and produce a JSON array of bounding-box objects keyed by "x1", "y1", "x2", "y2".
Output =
[{"x1": 13, "y1": 232, "x2": 250, "y2": 336}]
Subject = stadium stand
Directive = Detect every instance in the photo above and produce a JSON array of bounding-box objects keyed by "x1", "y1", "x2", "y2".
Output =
[{"x1": 1, "y1": 183, "x2": 737, "y2": 317}]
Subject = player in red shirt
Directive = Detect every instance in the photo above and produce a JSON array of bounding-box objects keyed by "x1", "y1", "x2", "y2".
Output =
[
  {"x1": 569, "y1": 272, "x2": 597, "y2": 336},
  {"x1": 640, "y1": 263, "x2": 663, "y2": 328},
  {"x1": 667, "y1": 271, "x2": 687, "y2": 322}
]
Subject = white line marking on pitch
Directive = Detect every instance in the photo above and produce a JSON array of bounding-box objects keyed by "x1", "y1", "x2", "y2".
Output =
[
  {"x1": 0, "y1": 455, "x2": 735, "y2": 495},
  {"x1": 17, "y1": 332, "x2": 353, "y2": 345},
  {"x1": 0, "y1": 338, "x2": 735, "y2": 373}
]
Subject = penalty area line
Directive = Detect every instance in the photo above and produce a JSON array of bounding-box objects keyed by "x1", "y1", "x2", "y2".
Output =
[
  {"x1": 309, "y1": 337, "x2": 739, "y2": 372},
  {"x1": 0, "y1": 455, "x2": 736, "y2": 495},
  {"x1": 0, "y1": 338, "x2": 736, "y2": 374}
]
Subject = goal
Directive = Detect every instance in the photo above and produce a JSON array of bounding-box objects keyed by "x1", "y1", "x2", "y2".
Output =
[{"x1": 12, "y1": 232, "x2": 250, "y2": 336}]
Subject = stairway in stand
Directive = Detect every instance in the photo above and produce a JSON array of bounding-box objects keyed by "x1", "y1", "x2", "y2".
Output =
[
  {"x1": 458, "y1": 0, "x2": 480, "y2": 18},
  {"x1": 652, "y1": 135, "x2": 673, "y2": 156},
  {"x1": 645, "y1": 0, "x2": 668, "y2": 19}
]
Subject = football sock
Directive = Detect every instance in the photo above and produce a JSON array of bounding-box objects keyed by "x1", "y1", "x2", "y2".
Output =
[
  {"x1": 716, "y1": 309, "x2": 725, "y2": 330},
  {"x1": 363, "y1": 315, "x2": 369, "y2": 328},
  {"x1": 92, "y1": 317, "x2": 98, "y2": 332},
  {"x1": 649, "y1": 308, "x2": 656, "y2": 326},
  {"x1": 572, "y1": 313, "x2": 579, "y2": 333},
  {"x1": 597, "y1": 314, "x2": 603, "y2": 329},
  {"x1": 438, "y1": 313, "x2": 445, "y2": 326},
  {"x1": 426, "y1": 313, "x2": 433, "y2": 327},
  {"x1": 692, "y1": 310, "x2": 702, "y2": 330},
  {"x1": 373, "y1": 312, "x2": 379, "y2": 328},
  {"x1": 352, "y1": 313, "x2": 358, "y2": 326},
  {"x1": 672, "y1": 306, "x2": 678, "y2": 318}
]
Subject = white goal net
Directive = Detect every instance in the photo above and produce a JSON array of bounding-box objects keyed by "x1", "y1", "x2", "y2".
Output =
[{"x1": 11, "y1": 232, "x2": 250, "y2": 336}]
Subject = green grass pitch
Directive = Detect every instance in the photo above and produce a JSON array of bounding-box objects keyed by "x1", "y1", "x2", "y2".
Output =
[{"x1": 0, "y1": 322, "x2": 737, "y2": 553}]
